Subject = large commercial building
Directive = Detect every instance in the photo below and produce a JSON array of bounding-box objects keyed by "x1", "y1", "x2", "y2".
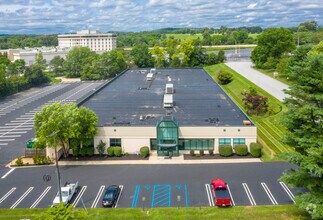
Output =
[
  {"x1": 82, "y1": 68, "x2": 257, "y2": 156},
  {"x1": 58, "y1": 30, "x2": 117, "y2": 52},
  {"x1": 8, "y1": 47, "x2": 70, "y2": 66}
]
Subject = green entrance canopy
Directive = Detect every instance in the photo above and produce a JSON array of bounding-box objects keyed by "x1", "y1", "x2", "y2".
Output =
[{"x1": 156, "y1": 116, "x2": 179, "y2": 156}]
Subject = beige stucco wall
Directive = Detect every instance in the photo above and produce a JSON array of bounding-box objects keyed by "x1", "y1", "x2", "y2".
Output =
[{"x1": 94, "y1": 125, "x2": 257, "y2": 154}]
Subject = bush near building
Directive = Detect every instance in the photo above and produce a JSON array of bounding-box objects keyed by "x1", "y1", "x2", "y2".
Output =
[
  {"x1": 114, "y1": 147, "x2": 122, "y2": 157},
  {"x1": 87, "y1": 147, "x2": 94, "y2": 156},
  {"x1": 140, "y1": 146, "x2": 150, "y2": 158},
  {"x1": 32, "y1": 154, "x2": 51, "y2": 165},
  {"x1": 219, "y1": 144, "x2": 233, "y2": 157},
  {"x1": 15, "y1": 157, "x2": 24, "y2": 166},
  {"x1": 107, "y1": 147, "x2": 115, "y2": 157},
  {"x1": 250, "y1": 143, "x2": 262, "y2": 157},
  {"x1": 80, "y1": 147, "x2": 87, "y2": 157},
  {"x1": 217, "y1": 71, "x2": 233, "y2": 84},
  {"x1": 234, "y1": 144, "x2": 249, "y2": 156}
]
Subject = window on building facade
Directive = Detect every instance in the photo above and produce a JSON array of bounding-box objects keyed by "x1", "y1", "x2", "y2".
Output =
[
  {"x1": 178, "y1": 139, "x2": 214, "y2": 150},
  {"x1": 233, "y1": 138, "x2": 246, "y2": 145},
  {"x1": 218, "y1": 138, "x2": 231, "y2": 145},
  {"x1": 110, "y1": 138, "x2": 121, "y2": 147}
]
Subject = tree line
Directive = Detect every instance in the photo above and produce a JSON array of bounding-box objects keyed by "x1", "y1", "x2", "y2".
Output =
[{"x1": 0, "y1": 35, "x2": 58, "y2": 49}]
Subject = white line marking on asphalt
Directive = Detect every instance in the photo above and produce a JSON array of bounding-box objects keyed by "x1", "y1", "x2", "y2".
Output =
[
  {"x1": 0, "y1": 131, "x2": 27, "y2": 134},
  {"x1": 0, "y1": 188, "x2": 16, "y2": 203},
  {"x1": 279, "y1": 182, "x2": 295, "y2": 204},
  {"x1": 0, "y1": 125, "x2": 33, "y2": 129},
  {"x1": 10, "y1": 187, "x2": 34, "y2": 209},
  {"x1": 73, "y1": 186, "x2": 87, "y2": 208},
  {"x1": 114, "y1": 185, "x2": 124, "y2": 208},
  {"x1": 91, "y1": 185, "x2": 105, "y2": 208},
  {"x1": 242, "y1": 183, "x2": 256, "y2": 206},
  {"x1": 1, "y1": 168, "x2": 15, "y2": 179},
  {"x1": 261, "y1": 183, "x2": 278, "y2": 205},
  {"x1": 0, "y1": 139, "x2": 15, "y2": 142},
  {"x1": 205, "y1": 184, "x2": 214, "y2": 206},
  {"x1": 5, "y1": 122, "x2": 34, "y2": 126},
  {"x1": 30, "y1": 186, "x2": 51, "y2": 208},
  {"x1": 0, "y1": 143, "x2": 8, "y2": 146},
  {"x1": 226, "y1": 184, "x2": 235, "y2": 206},
  {"x1": 0, "y1": 135, "x2": 21, "y2": 138}
]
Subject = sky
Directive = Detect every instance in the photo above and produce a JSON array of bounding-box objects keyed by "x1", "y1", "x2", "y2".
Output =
[{"x1": 0, "y1": 0, "x2": 322, "y2": 34}]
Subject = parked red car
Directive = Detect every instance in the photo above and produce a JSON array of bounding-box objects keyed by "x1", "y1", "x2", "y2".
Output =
[{"x1": 210, "y1": 178, "x2": 232, "y2": 207}]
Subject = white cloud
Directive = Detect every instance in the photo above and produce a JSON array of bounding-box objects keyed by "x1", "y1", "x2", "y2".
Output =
[{"x1": 247, "y1": 3, "x2": 258, "y2": 9}]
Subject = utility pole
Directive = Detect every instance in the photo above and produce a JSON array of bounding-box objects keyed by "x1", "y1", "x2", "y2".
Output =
[{"x1": 50, "y1": 131, "x2": 62, "y2": 203}]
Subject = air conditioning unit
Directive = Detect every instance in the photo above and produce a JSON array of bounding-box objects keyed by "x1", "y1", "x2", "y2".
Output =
[
  {"x1": 163, "y1": 94, "x2": 173, "y2": 108},
  {"x1": 146, "y1": 73, "x2": 153, "y2": 81},
  {"x1": 166, "y1": 83, "x2": 174, "y2": 94}
]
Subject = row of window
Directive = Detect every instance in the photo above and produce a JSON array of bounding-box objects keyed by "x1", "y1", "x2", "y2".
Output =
[{"x1": 109, "y1": 138, "x2": 246, "y2": 149}]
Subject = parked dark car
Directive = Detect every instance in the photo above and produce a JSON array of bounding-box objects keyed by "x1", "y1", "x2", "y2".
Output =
[{"x1": 102, "y1": 185, "x2": 120, "y2": 207}]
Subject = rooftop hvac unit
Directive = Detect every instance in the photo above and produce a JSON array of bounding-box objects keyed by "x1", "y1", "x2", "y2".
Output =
[
  {"x1": 150, "y1": 68, "x2": 156, "y2": 74},
  {"x1": 166, "y1": 83, "x2": 174, "y2": 94},
  {"x1": 163, "y1": 94, "x2": 173, "y2": 108},
  {"x1": 146, "y1": 73, "x2": 153, "y2": 81}
]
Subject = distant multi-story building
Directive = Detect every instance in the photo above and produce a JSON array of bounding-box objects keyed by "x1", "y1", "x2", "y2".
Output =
[
  {"x1": 58, "y1": 30, "x2": 117, "y2": 52},
  {"x1": 8, "y1": 47, "x2": 70, "y2": 66}
]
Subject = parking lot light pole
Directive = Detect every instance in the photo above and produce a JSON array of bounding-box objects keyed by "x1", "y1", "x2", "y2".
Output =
[{"x1": 50, "y1": 131, "x2": 62, "y2": 203}]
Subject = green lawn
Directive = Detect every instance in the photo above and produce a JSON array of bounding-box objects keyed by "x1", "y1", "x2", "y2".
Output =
[
  {"x1": 0, "y1": 205, "x2": 309, "y2": 220},
  {"x1": 204, "y1": 64, "x2": 293, "y2": 160},
  {"x1": 166, "y1": 33, "x2": 203, "y2": 41},
  {"x1": 254, "y1": 68, "x2": 293, "y2": 86}
]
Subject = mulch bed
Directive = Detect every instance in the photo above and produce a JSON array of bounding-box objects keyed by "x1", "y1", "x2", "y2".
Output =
[
  {"x1": 59, "y1": 154, "x2": 149, "y2": 161},
  {"x1": 184, "y1": 153, "x2": 255, "y2": 160}
]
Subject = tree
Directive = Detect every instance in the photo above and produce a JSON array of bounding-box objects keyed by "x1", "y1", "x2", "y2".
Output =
[
  {"x1": 189, "y1": 46, "x2": 207, "y2": 67},
  {"x1": 217, "y1": 50, "x2": 226, "y2": 63},
  {"x1": 151, "y1": 46, "x2": 166, "y2": 67},
  {"x1": 24, "y1": 64, "x2": 49, "y2": 86},
  {"x1": 178, "y1": 40, "x2": 194, "y2": 65},
  {"x1": 34, "y1": 103, "x2": 98, "y2": 157},
  {"x1": 298, "y1": 21, "x2": 318, "y2": 32},
  {"x1": 96, "y1": 140, "x2": 106, "y2": 156},
  {"x1": 242, "y1": 87, "x2": 268, "y2": 115},
  {"x1": 131, "y1": 42, "x2": 154, "y2": 68},
  {"x1": 280, "y1": 45, "x2": 323, "y2": 219},
  {"x1": 251, "y1": 28, "x2": 295, "y2": 68},
  {"x1": 217, "y1": 70, "x2": 233, "y2": 84},
  {"x1": 0, "y1": 64, "x2": 7, "y2": 97},
  {"x1": 63, "y1": 47, "x2": 97, "y2": 78},
  {"x1": 34, "y1": 51, "x2": 47, "y2": 69},
  {"x1": 49, "y1": 56, "x2": 65, "y2": 76},
  {"x1": 207, "y1": 52, "x2": 218, "y2": 65},
  {"x1": 165, "y1": 38, "x2": 179, "y2": 60}
]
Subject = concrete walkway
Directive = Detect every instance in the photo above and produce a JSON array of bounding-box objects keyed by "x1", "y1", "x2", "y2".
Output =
[{"x1": 225, "y1": 61, "x2": 289, "y2": 102}]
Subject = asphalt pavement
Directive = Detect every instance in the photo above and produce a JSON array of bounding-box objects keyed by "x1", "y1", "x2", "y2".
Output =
[
  {"x1": 0, "y1": 162, "x2": 299, "y2": 209},
  {"x1": 225, "y1": 61, "x2": 289, "y2": 102}
]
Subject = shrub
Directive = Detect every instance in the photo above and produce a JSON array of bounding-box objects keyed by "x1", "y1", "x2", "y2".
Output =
[
  {"x1": 33, "y1": 154, "x2": 51, "y2": 165},
  {"x1": 140, "y1": 146, "x2": 149, "y2": 158},
  {"x1": 87, "y1": 147, "x2": 94, "y2": 156},
  {"x1": 96, "y1": 140, "x2": 106, "y2": 156},
  {"x1": 114, "y1": 147, "x2": 122, "y2": 157},
  {"x1": 234, "y1": 144, "x2": 248, "y2": 156},
  {"x1": 190, "y1": 150, "x2": 195, "y2": 156},
  {"x1": 217, "y1": 71, "x2": 233, "y2": 84},
  {"x1": 80, "y1": 147, "x2": 87, "y2": 157},
  {"x1": 250, "y1": 143, "x2": 262, "y2": 157},
  {"x1": 219, "y1": 144, "x2": 233, "y2": 157},
  {"x1": 199, "y1": 150, "x2": 204, "y2": 156},
  {"x1": 72, "y1": 147, "x2": 79, "y2": 157},
  {"x1": 209, "y1": 150, "x2": 214, "y2": 155},
  {"x1": 124, "y1": 152, "x2": 129, "y2": 156},
  {"x1": 107, "y1": 147, "x2": 115, "y2": 157},
  {"x1": 15, "y1": 157, "x2": 24, "y2": 166}
]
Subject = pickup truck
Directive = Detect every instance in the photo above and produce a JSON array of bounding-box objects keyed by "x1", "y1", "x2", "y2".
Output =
[
  {"x1": 53, "y1": 181, "x2": 79, "y2": 206},
  {"x1": 210, "y1": 178, "x2": 231, "y2": 207}
]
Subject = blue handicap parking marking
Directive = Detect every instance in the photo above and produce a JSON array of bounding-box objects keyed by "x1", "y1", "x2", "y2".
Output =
[{"x1": 131, "y1": 184, "x2": 189, "y2": 208}]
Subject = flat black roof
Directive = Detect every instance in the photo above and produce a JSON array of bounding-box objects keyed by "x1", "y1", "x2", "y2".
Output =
[{"x1": 82, "y1": 68, "x2": 253, "y2": 127}]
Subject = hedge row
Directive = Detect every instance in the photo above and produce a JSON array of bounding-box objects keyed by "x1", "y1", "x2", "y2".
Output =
[
  {"x1": 218, "y1": 143, "x2": 262, "y2": 157},
  {"x1": 107, "y1": 146, "x2": 122, "y2": 157},
  {"x1": 73, "y1": 147, "x2": 94, "y2": 157}
]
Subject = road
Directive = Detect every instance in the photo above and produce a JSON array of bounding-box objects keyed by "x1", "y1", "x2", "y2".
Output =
[
  {"x1": 0, "y1": 162, "x2": 299, "y2": 209},
  {"x1": 225, "y1": 61, "x2": 289, "y2": 102},
  {"x1": 0, "y1": 81, "x2": 107, "y2": 176}
]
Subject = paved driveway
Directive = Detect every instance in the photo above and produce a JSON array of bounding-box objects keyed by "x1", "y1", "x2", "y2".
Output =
[{"x1": 225, "y1": 61, "x2": 289, "y2": 102}]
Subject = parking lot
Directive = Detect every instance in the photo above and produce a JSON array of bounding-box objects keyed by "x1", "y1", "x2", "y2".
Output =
[
  {"x1": 0, "y1": 81, "x2": 106, "y2": 175},
  {"x1": 0, "y1": 163, "x2": 298, "y2": 209}
]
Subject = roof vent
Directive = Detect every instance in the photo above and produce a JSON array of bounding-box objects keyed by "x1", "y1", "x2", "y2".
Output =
[
  {"x1": 147, "y1": 73, "x2": 153, "y2": 81},
  {"x1": 139, "y1": 115, "x2": 144, "y2": 121},
  {"x1": 150, "y1": 68, "x2": 156, "y2": 74},
  {"x1": 167, "y1": 76, "x2": 172, "y2": 82},
  {"x1": 243, "y1": 120, "x2": 251, "y2": 125}
]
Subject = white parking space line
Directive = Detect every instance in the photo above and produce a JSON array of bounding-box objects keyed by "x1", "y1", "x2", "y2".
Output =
[
  {"x1": 0, "y1": 188, "x2": 16, "y2": 203},
  {"x1": 205, "y1": 184, "x2": 215, "y2": 206},
  {"x1": 114, "y1": 185, "x2": 124, "y2": 208},
  {"x1": 5, "y1": 122, "x2": 34, "y2": 126},
  {"x1": 10, "y1": 187, "x2": 34, "y2": 209},
  {"x1": 242, "y1": 183, "x2": 256, "y2": 206},
  {"x1": 1, "y1": 168, "x2": 15, "y2": 179},
  {"x1": 261, "y1": 183, "x2": 278, "y2": 205},
  {"x1": 91, "y1": 185, "x2": 105, "y2": 208},
  {"x1": 0, "y1": 135, "x2": 21, "y2": 138},
  {"x1": 73, "y1": 186, "x2": 87, "y2": 208},
  {"x1": 226, "y1": 184, "x2": 235, "y2": 206},
  {"x1": 0, "y1": 131, "x2": 27, "y2": 134},
  {"x1": 11, "y1": 120, "x2": 31, "y2": 123},
  {"x1": 0, "y1": 143, "x2": 8, "y2": 145},
  {"x1": 30, "y1": 187, "x2": 51, "y2": 208},
  {"x1": 0, "y1": 125, "x2": 33, "y2": 129},
  {"x1": 0, "y1": 139, "x2": 15, "y2": 142},
  {"x1": 279, "y1": 182, "x2": 295, "y2": 204}
]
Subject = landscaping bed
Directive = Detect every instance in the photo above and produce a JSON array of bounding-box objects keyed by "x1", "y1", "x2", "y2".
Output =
[
  {"x1": 60, "y1": 154, "x2": 149, "y2": 161},
  {"x1": 184, "y1": 153, "x2": 254, "y2": 160}
]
